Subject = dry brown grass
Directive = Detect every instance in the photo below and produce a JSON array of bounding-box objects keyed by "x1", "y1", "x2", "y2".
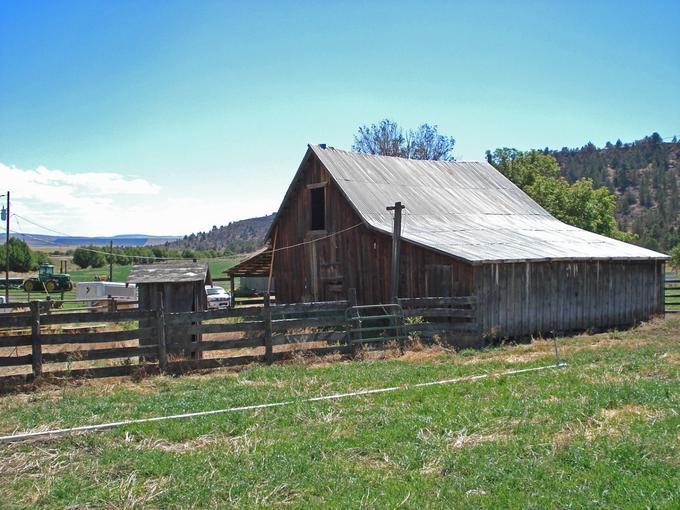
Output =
[
  {"x1": 125, "y1": 425, "x2": 262, "y2": 455},
  {"x1": 553, "y1": 404, "x2": 675, "y2": 449}
]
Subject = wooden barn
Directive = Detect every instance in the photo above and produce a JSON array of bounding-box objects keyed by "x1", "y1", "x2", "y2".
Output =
[
  {"x1": 248, "y1": 144, "x2": 668, "y2": 341},
  {"x1": 128, "y1": 261, "x2": 211, "y2": 354}
]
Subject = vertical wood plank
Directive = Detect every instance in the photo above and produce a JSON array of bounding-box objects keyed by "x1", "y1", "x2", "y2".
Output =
[
  {"x1": 545, "y1": 263, "x2": 553, "y2": 335},
  {"x1": 607, "y1": 263, "x2": 614, "y2": 328},
  {"x1": 264, "y1": 293, "x2": 273, "y2": 364},
  {"x1": 578, "y1": 262, "x2": 591, "y2": 330},
  {"x1": 536, "y1": 263, "x2": 545, "y2": 337},
  {"x1": 556, "y1": 263, "x2": 564, "y2": 334},
  {"x1": 627, "y1": 263, "x2": 632, "y2": 325},
  {"x1": 525, "y1": 262, "x2": 533, "y2": 337},
  {"x1": 347, "y1": 288, "x2": 359, "y2": 355},
  {"x1": 614, "y1": 263, "x2": 622, "y2": 326},
  {"x1": 157, "y1": 292, "x2": 167, "y2": 371},
  {"x1": 577, "y1": 263, "x2": 585, "y2": 331},
  {"x1": 31, "y1": 301, "x2": 42, "y2": 377},
  {"x1": 509, "y1": 263, "x2": 518, "y2": 337},
  {"x1": 553, "y1": 262, "x2": 560, "y2": 333}
]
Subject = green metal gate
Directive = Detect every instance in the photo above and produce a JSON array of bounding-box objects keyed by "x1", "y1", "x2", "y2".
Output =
[{"x1": 345, "y1": 303, "x2": 407, "y2": 346}]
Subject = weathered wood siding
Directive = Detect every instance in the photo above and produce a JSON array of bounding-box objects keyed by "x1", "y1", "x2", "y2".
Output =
[
  {"x1": 272, "y1": 152, "x2": 473, "y2": 305},
  {"x1": 138, "y1": 281, "x2": 206, "y2": 352},
  {"x1": 474, "y1": 259, "x2": 665, "y2": 339}
]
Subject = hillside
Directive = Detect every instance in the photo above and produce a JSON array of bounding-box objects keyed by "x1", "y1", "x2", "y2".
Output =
[
  {"x1": 165, "y1": 213, "x2": 275, "y2": 254},
  {"x1": 546, "y1": 133, "x2": 679, "y2": 251}
]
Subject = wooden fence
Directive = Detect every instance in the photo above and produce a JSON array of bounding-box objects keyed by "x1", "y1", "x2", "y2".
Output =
[
  {"x1": 0, "y1": 294, "x2": 478, "y2": 385},
  {"x1": 666, "y1": 277, "x2": 680, "y2": 314}
]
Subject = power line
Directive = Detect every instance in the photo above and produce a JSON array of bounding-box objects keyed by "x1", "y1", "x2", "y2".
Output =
[
  {"x1": 0, "y1": 362, "x2": 566, "y2": 443},
  {"x1": 270, "y1": 222, "x2": 364, "y2": 254},
  {"x1": 12, "y1": 213, "x2": 73, "y2": 237},
  {"x1": 11, "y1": 212, "x2": 366, "y2": 262}
]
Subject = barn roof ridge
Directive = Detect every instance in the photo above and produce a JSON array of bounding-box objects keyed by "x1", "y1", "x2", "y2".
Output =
[{"x1": 266, "y1": 144, "x2": 668, "y2": 264}]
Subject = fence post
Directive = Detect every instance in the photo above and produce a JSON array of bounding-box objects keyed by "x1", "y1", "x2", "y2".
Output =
[
  {"x1": 157, "y1": 291, "x2": 167, "y2": 371},
  {"x1": 30, "y1": 301, "x2": 42, "y2": 378},
  {"x1": 264, "y1": 293, "x2": 273, "y2": 364},
  {"x1": 347, "y1": 288, "x2": 359, "y2": 357},
  {"x1": 108, "y1": 297, "x2": 117, "y2": 313}
]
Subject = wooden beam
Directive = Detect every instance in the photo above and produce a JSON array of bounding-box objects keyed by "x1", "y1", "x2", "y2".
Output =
[
  {"x1": 268, "y1": 227, "x2": 278, "y2": 295},
  {"x1": 306, "y1": 181, "x2": 328, "y2": 189}
]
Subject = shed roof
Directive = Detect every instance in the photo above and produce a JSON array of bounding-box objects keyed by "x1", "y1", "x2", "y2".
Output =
[
  {"x1": 127, "y1": 261, "x2": 210, "y2": 284},
  {"x1": 270, "y1": 145, "x2": 668, "y2": 264},
  {"x1": 225, "y1": 247, "x2": 272, "y2": 277}
]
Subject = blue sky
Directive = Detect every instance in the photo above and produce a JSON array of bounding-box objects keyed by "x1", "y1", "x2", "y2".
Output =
[{"x1": 1, "y1": 0, "x2": 679, "y2": 236}]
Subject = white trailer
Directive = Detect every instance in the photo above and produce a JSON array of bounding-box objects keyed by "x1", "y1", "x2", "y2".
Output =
[{"x1": 76, "y1": 281, "x2": 137, "y2": 306}]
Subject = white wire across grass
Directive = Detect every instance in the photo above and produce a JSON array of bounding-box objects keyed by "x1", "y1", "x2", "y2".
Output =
[{"x1": 0, "y1": 362, "x2": 567, "y2": 444}]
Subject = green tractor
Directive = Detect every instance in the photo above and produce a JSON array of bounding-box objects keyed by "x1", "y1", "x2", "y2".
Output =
[{"x1": 23, "y1": 263, "x2": 73, "y2": 293}]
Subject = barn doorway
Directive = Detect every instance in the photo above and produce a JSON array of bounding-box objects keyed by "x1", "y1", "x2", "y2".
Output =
[{"x1": 307, "y1": 235, "x2": 344, "y2": 302}]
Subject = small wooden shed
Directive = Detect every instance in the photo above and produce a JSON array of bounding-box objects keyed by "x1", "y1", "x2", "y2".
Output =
[
  {"x1": 127, "y1": 261, "x2": 212, "y2": 354},
  {"x1": 254, "y1": 144, "x2": 669, "y2": 342}
]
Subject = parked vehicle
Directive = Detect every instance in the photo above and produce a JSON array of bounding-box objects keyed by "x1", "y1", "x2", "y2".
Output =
[
  {"x1": 205, "y1": 285, "x2": 231, "y2": 309},
  {"x1": 23, "y1": 263, "x2": 73, "y2": 292}
]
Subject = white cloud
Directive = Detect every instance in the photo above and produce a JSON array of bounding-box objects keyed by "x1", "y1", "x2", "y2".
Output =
[{"x1": 1, "y1": 161, "x2": 279, "y2": 237}]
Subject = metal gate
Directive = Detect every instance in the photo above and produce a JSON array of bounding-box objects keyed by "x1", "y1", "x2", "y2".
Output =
[{"x1": 345, "y1": 303, "x2": 406, "y2": 346}]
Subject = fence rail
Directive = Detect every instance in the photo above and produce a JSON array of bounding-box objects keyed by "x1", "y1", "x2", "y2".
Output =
[
  {"x1": 666, "y1": 277, "x2": 680, "y2": 314},
  {"x1": 0, "y1": 292, "x2": 478, "y2": 385}
]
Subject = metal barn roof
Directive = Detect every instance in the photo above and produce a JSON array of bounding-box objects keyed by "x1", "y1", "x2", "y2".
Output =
[
  {"x1": 302, "y1": 145, "x2": 667, "y2": 264},
  {"x1": 127, "y1": 261, "x2": 210, "y2": 284}
]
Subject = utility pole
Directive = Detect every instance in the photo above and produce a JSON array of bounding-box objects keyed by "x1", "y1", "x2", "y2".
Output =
[
  {"x1": 109, "y1": 240, "x2": 113, "y2": 282},
  {"x1": 2, "y1": 191, "x2": 9, "y2": 303},
  {"x1": 387, "y1": 201, "x2": 405, "y2": 303}
]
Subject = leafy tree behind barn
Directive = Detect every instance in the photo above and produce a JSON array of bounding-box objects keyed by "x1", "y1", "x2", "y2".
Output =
[
  {"x1": 488, "y1": 133, "x2": 680, "y2": 251},
  {"x1": 486, "y1": 149, "x2": 634, "y2": 242},
  {"x1": 353, "y1": 119, "x2": 456, "y2": 161}
]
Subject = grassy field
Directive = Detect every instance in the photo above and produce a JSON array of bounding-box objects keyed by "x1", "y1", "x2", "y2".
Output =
[
  {"x1": 4, "y1": 257, "x2": 242, "y2": 303},
  {"x1": 0, "y1": 319, "x2": 678, "y2": 508}
]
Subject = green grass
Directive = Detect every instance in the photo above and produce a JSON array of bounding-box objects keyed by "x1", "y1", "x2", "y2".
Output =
[{"x1": 1, "y1": 319, "x2": 678, "y2": 508}]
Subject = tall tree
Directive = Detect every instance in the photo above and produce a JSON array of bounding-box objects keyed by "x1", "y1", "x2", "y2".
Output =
[
  {"x1": 0, "y1": 238, "x2": 33, "y2": 272},
  {"x1": 486, "y1": 149, "x2": 635, "y2": 242},
  {"x1": 485, "y1": 149, "x2": 559, "y2": 189},
  {"x1": 353, "y1": 119, "x2": 455, "y2": 160},
  {"x1": 73, "y1": 247, "x2": 106, "y2": 269},
  {"x1": 670, "y1": 242, "x2": 680, "y2": 271}
]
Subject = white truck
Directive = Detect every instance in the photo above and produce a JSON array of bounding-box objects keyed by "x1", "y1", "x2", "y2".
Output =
[{"x1": 75, "y1": 281, "x2": 137, "y2": 306}]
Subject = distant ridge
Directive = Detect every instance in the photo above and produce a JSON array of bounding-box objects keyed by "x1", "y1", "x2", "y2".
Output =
[
  {"x1": 164, "y1": 213, "x2": 275, "y2": 254},
  {"x1": 15, "y1": 233, "x2": 181, "y2": 248}
]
